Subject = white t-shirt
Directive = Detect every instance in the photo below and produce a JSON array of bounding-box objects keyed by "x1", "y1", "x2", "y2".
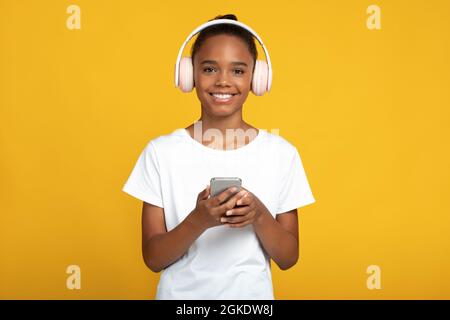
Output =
[{"x1": 122, "y1": 127, "x2": 316, "y2": 300}]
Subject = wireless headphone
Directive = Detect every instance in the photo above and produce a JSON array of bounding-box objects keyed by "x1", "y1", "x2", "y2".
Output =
[{"x1": 174, "y1": 19, "x2": 273, "y2": 96}]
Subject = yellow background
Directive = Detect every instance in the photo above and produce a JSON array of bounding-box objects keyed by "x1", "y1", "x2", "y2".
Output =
[{"x1": 1, "y1": 0, "x2": 449, "y2": 299}]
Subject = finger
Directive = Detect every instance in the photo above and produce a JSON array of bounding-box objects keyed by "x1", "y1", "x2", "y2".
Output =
[
  {"x1": 211, "y1": 189, "x2": 245, "y2": 218},
  {"x1": 235, "y1": 192, "x2": 250, "y2": 206},
  {"x1": 227, "y1": 219, "x2": 253, "y2": 228},
  {"x1": 204, "y1": 184, "x2": 210, "y2": 199},
  {"x1": 199, "y1": 184, "x2": 210, "y2": 201},
  {"x1": 214, "y1": 186, "x2": 240, "y2": 205},
  {"x1": 221, "y1": 213, "x2": 250, "y2": 224},
  {"x1": 218, "y1": 189, "x2": 247, "y2": 212},
  {"x1": 224, "y1": 205, "x2": 251, "y2": 217}
]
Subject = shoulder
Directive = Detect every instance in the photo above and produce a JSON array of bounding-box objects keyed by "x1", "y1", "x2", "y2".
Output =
[{"x1": 143, "y1": 128, "x2": 187, "y2": 154}]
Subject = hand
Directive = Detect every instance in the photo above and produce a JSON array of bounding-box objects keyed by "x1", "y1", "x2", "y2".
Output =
[
  {"x1": 192, "y1": 185, "x2": 249, "y2": 230},
  {"x1": 220, "y1": 186, "x2": 268, "y2": 228}
]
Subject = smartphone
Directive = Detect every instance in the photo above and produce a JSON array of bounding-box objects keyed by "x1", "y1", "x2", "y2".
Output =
[{"x1": 210, "y1": 177, "x2": 242, "y2": 203}]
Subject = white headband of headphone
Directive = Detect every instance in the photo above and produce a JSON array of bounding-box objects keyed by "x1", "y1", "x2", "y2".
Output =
[{"x1": 174, "y1": 19, "x2": 272, "y2": 92}]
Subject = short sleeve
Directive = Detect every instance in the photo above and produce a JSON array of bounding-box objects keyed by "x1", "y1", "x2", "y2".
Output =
[
  {"x1": 122, "y1": 141, "x2": 163, "y2": 208},
  {"x1": 276, "y1": 147, "x2": 315, "y2": 214}
]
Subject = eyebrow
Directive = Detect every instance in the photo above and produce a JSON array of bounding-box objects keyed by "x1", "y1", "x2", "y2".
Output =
[{"x1": 200, "y1": 60, "x2": 248, "y2": 67}]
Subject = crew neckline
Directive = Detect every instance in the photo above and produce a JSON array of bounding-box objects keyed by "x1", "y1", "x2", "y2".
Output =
[{"x1": 177, "y1": 127, "x2": 265, "y2": 154}]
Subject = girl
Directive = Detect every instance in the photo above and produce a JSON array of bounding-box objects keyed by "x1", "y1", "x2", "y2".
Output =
[{"x1": 122, "y1": 14, "x2": 316, "y2": 299}]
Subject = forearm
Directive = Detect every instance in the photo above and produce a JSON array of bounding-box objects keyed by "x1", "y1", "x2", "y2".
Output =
[
  {"x1": 143, "y1": 210, "x2": 206, "y2": 272},
  {"x1": 253, "y1": 210, "x2": 299, "y2": 270}
]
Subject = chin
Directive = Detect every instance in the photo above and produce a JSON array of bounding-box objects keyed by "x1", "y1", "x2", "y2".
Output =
[
  {"x1": 201, "y1": 99, "x2": 239, "y2": 114},
  {"x1": 208, "y1": 106, "x2": 239, "y2": 117}
]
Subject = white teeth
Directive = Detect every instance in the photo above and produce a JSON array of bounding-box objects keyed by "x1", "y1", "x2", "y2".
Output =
[{"x1": 211, "y1": 93, "x2": 233, "y2": 99}]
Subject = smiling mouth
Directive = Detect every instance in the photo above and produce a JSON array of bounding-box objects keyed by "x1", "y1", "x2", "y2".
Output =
[
  {"x1": 208, "y1": 92, "x2": 238, "y2": 103},
  {"x1": 209, "y1": 92, "x2": 238, "y2": 98}
]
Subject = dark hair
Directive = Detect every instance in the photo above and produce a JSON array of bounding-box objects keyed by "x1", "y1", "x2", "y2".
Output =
[{"x1": 190, "y1": 14, "x2": 258, "y2": 72}]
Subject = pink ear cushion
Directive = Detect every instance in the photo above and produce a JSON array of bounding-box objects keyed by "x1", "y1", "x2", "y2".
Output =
[
  {"x1": 179, "y1": 57, "x2": 194, "y2": 92},
  {"x1": 252, "y1": 60, "x2": 268, "y2": 96}
]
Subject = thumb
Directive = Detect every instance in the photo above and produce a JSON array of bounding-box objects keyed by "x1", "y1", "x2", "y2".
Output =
[
  {"x1": 204, "y1": 184, "x2": 210, "y2": 199},
  {"x1": 199, "y1": 184, "x2": 210, "y2": 200}
]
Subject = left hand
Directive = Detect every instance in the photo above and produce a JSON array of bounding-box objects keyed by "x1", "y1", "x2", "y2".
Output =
[{"x1": 220, "y1": 186, "x2": 267, "y2": 228}]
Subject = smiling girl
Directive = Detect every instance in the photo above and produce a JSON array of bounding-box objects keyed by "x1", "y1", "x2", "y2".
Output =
[{"x1": 122, "y1": 14, "x2": 316, "y2": 299}]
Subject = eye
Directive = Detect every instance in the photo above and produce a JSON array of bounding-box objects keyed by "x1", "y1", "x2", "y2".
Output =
[
  {"x1": 234, "y1": 69, "x2": 245, "y2": 75},
  {"x1": 203, "y1": 67, "x2": 216, "y2": 73}
]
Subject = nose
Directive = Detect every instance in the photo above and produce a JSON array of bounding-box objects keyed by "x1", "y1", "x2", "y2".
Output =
[{"x1": 215, "y1": 70, "x2": 231, "y2": 87}]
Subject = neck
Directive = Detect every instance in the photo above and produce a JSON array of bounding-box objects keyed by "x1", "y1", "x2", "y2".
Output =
[
  {"x1": 197, "y1": 108, "x2": 251, "y2": 135},
  {"x1": 190, "y1": 117, "x2": 258, "y2": 150}
]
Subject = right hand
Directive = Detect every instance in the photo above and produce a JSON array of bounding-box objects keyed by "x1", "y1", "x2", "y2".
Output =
[{"x1": 192, "y1": 185, "x2": 247, "y2": 229}]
